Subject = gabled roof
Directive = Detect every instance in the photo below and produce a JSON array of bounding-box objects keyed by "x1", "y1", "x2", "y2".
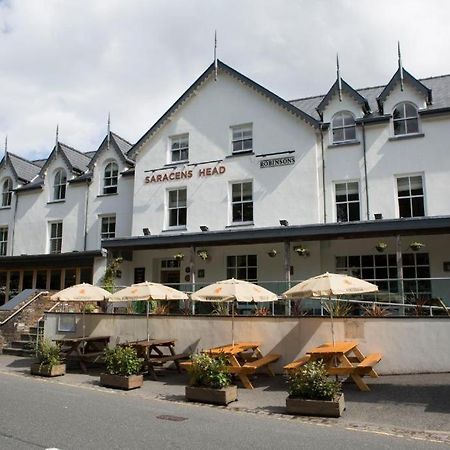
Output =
[
  {"x1": 39, "y1": 142, "x2": 90, "y2": 177},
  {"x1": 377, "y1": 68, "x2": 433, "y2": 110},
  {"x1": 128, "y1": 60, "x2": 320, "y2": 158},
  {"x1": 0, "y1": 152, "x2": 41, "y2": 183},
  {"x1": 316, "y1": 78, "x2": 371, "y2": 117},
  {"x1": 88, "y1": 132, "x2": 134, "y2": 170}
]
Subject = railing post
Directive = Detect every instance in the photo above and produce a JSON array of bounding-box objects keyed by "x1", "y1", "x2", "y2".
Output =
[{"x1": 190, "y1": 245, "x2": 196, "y2": 315}]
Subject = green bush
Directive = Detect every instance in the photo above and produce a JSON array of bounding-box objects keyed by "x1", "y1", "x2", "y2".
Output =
[
  {"x1": 287, "y1": 360, "x2": 342, "y2": 401},
  {"x1": 104, "y1": 346, "x2": 143, "y2": 376},
  {"x1": 187, "y1": 353, "x2": 231, "y2": 389},
  {"x1": 36, "y1": 339, "x2": 62, "y2": 368}
]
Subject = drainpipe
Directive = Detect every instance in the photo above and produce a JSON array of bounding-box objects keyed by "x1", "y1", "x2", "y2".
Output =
[
  {"x1": 396, "y1": 235, "x2": 405, "y2": 316},
  {"x1": 83, "y1": 180, "x2": 90, "y2": 251},
  {"x1": 320, "y1": 127, "x2": 327, "y2": 223},
  {"x1": 189, "y1": 245, "x2": 196, "y2": 314},
  {"x1": 284, "y1": 240, "x2": 291, "y2": 315},
  {"x1": 362, "y1": 122, "x2": 370, "y2": 220}
]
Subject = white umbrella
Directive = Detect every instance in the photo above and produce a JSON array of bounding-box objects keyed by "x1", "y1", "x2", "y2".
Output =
[
  {"x1": 283, "y1": 272, "x2": 378, "y2": 346},
  {"x1": 109, "y1": 281, "x2": 188, "y2": 340},
  {"x1": 51, "y1": 283, "x2": 111, "y2": 338},
  {"x1": 191, "y1": 278, "x2": 278, "y2": 344}
]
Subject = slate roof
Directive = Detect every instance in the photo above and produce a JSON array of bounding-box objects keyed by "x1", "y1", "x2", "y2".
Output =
[
  {"x1": 87, "y1": 132, "x2": 135, "y2": 170},
  {"x1": 7, "y1": 153, "x2": 41, "y2": 182},
  {"x1": 111, "y1": 132, "x2": 133, "y2": 156},
  {"x1": 15, "y1": 177, "x2": 44, "y2": 192},
  {"x1": 59, "y1": 143, "x2": 91, "y2": 173},
  {"x1": 289, "y1": 73, "x2": 450, "y2": 121}
]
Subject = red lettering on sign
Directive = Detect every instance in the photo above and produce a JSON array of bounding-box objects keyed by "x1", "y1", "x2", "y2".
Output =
[
  {"x1": 145, "y1": 176, "x2": 150, "y2": 183},
  {"x1": 156, "y1": 174, "x2": 162, "y2": 182},
  {"x1": 219, "y1": 166, "x2": 226, "y2": 174}
]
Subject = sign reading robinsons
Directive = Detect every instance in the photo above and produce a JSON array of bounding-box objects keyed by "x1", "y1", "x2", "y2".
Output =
[{"x1": 260, "y1": 156, "x2": 295, "y2": 169}]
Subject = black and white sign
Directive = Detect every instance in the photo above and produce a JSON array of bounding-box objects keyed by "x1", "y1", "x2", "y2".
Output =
[{"x1": 260, "y1": 156, "x2": 295, "y2": 169}]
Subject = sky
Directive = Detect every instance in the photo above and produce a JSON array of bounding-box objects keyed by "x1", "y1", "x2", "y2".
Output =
[{"x1": 1, "y1": 0, "x2": 450, "y2": 161}]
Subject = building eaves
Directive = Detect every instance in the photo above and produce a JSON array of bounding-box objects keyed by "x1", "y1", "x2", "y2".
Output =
[
  {"x1": 14, "y1": 178, "x2": 44, "y2": 192},
  {"x1": 102, "y1": 216, "x2": 450, "y2": 251},
  {"x1": 68, "y1": 172, "x2": 93, "y2": 184},
  {"x1": 128, "y1": 60, "x2": 320, "y2": 159}
]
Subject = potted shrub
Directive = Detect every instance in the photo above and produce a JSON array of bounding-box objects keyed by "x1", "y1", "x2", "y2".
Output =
[
  {"x1": 100, "y1": 345, "x2": 143, "y2": 390},
  {"x1": 375, "y1": 241, "x2": 388, "y2": 253},
  {"x1": 409, "y1": 241, "x2": 425, "y2": 251},
  {"x1": 31, "y1": 339, "x2": 66, "y2": 377},
  {"x1": 185, "y1": 353, "x2": 237, "y2": 405},
  {"x1": 286, "y1": 360, "x2": 345, "y2": 417}
]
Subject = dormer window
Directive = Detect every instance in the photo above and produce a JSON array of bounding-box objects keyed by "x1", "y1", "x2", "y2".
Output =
[
  {"x1": 53, "y1": 169, "x2": 67, "y2": 201},
  {"x1": 393, "y1": 102, "x2": 419, "y2": 136},
  {"x1": 103, "y1": 161, "x2": 118, "y2": 194},
  {"x1": 331, "y1": 112, "x2": 356, "y2": 144},
  {"x1": 1, "y1": 178, "x2": 12, "y2": 207}
]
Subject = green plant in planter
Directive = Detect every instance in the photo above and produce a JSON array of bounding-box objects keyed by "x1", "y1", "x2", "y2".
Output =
[
  {"x1": 36, "y1": 339, "x2": 63, "y2": 368},
  {"x1": 409, "y1": 241, "x2": 425, "y2": 251},
  {"x1": 103, "y1": 346, "x2": 143, "y2": 376},
  {"x1": 287, "y1": 360, "x2": 342, "y2": 401},
  {"x1": 375, "y1": 241, "x2": 388, "y2": 252},
  {"x1": 187, "y1": 353, "x2": 231, "y2": 389}
]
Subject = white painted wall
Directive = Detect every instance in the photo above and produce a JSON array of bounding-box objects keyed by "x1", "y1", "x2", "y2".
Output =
[
  {"x1": 45, "y1": 313, "x2": 450, "y2": 375},
  {"x1": 0, "y1": 164, "x2": 18, "y2": 256}
]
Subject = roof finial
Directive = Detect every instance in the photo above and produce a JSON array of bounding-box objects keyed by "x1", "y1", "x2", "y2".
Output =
[
  {"x1": 4, "y1": 135, "x2": 8, "y2": 156},
  {"x1": 214, "y1": 30, "x2": 218, "y2": 81},
  {"x1": 398, "y1": 41, "x2": 404, "y2": 91},
  {"x1": 55, "y1": 124, "x2": 59, "y2": 149},
  {"x1": 107, "y1": 112, "x2": 111, "y2": 150},
  {"x1": 336, "y1": 53, "x2": 342, "y2": 101}
]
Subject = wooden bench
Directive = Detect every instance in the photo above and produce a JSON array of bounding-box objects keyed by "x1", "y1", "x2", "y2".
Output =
[
  {"x1": 354, "y1": 353, "x2": 382, "y2": 377},
  {"x1": 148, "y1": 353, "x2": 190, "y2": 365},
  {"x1": 242, "y1": 353, "x2": 280, "y2": 372},
  {"x1": 283, "y1": 355, "x2": 311, "y2": 373}
]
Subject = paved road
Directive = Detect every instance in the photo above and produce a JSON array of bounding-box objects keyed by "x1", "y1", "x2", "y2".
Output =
[{"x1": 0, "y1": 372, "x2": 445, "y2": 450}]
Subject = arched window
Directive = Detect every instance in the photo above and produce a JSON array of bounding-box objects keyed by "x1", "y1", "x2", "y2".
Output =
[
  {"x1": 53, "y1": 169, "x2": 67, "y2": 200},
  {"x1": 103, "y1": 161, "x2": 118, "y2": 195},
  {"x1": 1, "y1": 178, "x2": 12, "y2": 207},
  {"x1": 331, "y1": 111, "x2": 356, "y2": 144},
  {"x1": 393, "y1": 102, "x2": 419, "y2": 136}
]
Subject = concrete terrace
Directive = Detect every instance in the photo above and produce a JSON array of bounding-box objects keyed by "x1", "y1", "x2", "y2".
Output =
[{"x1": 0, "y1": 354, "x2": 449, "y2": 445}]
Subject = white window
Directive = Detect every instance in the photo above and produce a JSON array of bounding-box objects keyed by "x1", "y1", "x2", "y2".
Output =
[
  {"x1": 226, "y1": 255, "x2": 257, "y2": 281},
  {"x1": 1, "y1": 178, "x2": 12, "y2": 207},
  {"x1": 331, "y1": 111, "x2": 356, "y2": 143},
  {"x1": 231, "y1": 181, "x2": 253, "y2": 223},
  {"x1": 53, "y1": 169, "x2": 67, "y2": 201},
  {"x1": 231, "y1": 124, "x2": 253, "y2": 154},
  {"x1": 0, "y1": 227, "x2": 7, "y2": 256},
  {"x1": 397, "y1": 175, "x2": 424, "y2": 218},
  {"x1": 335, "y1": 181, "x2": 360, "y2": 222},
  {"x1": 393, "y1": 102, "x2": 419, "y2": 136},
  {"x1": 167, "y1": 188, "x2": 187, "y2": 228},
  {"x1": 49, "y1": 221, "x2": 63, "y2": 254},
  {"x1": 170, "y1": 134, "x2": 189, "y2": 163},
  {"x1": 103, "y1": 161, "x2": 118, "y2": 195},
  {"x1": 101, "y1": 215, "x2": 116, "y2": 240}
]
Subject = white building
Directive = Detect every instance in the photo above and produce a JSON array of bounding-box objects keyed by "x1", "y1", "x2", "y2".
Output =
[{"x1": 1, "y1": 59, "x2": 449, "y2": 309}]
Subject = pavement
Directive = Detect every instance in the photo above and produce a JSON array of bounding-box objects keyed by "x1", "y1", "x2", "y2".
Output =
[{"x1": 0, "y1": 354, "x2": 449, "y2": 446}]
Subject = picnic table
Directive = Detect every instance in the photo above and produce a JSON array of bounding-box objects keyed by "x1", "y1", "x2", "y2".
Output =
[
  {"x1": 283, "y1": 341, "x2": 382, "y2": 391},
  {"x1": 54, "y1": 335, "x2": 110, "y2": 374},
  {"x1": 202, "y1": 342, "x2": 281, "y2": 389},
  {"x1": 123, "y1": 339, "x2": 189, "y2": 380}
]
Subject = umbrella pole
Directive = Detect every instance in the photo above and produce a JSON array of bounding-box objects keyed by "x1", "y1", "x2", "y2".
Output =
[
  {"x1": 146, "y1": 300, "x2": 150, "y2": 341},
  {"x1": 329, "y1": 295, "x2": 336, "y2": 347},
  {"x1": 231, "y1": 301, "x2": 235, "y2": 346}
]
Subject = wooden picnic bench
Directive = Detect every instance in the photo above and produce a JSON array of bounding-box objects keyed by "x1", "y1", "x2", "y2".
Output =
[{"x1": 283, "y1": 342, "x2": 382, "y2": 392}]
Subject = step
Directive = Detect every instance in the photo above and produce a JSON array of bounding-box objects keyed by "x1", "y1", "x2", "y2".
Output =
[
  {"x1": 2, "y1": 347, "x2": 35, "y2": 357},
  {"x1": 20, "y1": 333, "x2": 38, "y2": 342},
  {"x1": 10, "y1": 340, "x2": 36, "y2": 350}
]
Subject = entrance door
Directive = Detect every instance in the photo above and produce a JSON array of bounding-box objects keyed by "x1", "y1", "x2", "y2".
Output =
[{"x1": 160, "y1": 270, "x2": 180, "y2": 290}]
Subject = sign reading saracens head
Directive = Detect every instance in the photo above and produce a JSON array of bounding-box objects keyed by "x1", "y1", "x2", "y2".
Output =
[{"x1": 145, "y1": 165, "x2": 226, "y2": 183}]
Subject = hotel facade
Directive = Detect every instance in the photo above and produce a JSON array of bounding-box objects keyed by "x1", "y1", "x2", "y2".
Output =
[{"x1": 0, "y1": 60, "x2": 449, "y2": 309}]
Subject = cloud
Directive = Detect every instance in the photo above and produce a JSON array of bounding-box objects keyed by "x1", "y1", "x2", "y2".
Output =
[{"x1": 0, "y1": 0, "x2": 449, "y2": 160}]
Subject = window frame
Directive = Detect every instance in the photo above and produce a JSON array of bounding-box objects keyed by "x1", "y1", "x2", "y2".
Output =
[
  {"x1": 231, "y1": 124, "x2": 253, "y2": 154},
  {"x1": 103, "y1": 161, "x2": 119, "y2": 195},
  {"x1": 166, "y1": 187, "x2": 187, "y2": 229},
  {"x1": 52, "y1": 169, "x2": 67, "y2": 201},
  {"x1": 0, "y1": 226, "x2": 8, "y2": 256},
  {"x1": 1, "y1": 177, "x2": 12, "y2": 207},
  {"x1": 49, "y1": 221, "x2": 63, "y2": 254},
  {"x1": 230, "y1": 180, "x2": 254, "y2": 224},
  {"x1": 396, "y1": 174, "x2": 425, "y2": 218},
  {"x1": 331, "y1": 111, "x2": 357, "y2": 144},
  {"x1": 226, "y1": 254, "x2": 258, "y2": 281},
  {"x1": 100, "y1": 215, "x2": 116, "y2": 240},
  {"x1": 169, "y1": 134, "x2": 189, "y2": 164},
  {"x1": 392, "y1": 102, "x2": 420, "y2": 137},
  {"x1": 334, "y1": 180, "x2": 361, "y2": 223}
]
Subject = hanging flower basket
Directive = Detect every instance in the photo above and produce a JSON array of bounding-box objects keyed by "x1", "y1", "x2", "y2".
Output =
[
  {"x1": 174, "y1": 253, "x2": 184, "y2": 261},
  {"x1": 294, "y1": 246, "x2": 310, "y2": 257},
  {"x1": 375, "y1": 242, "x2": 388, "y2": 253},
  {"x1": 267, "y1": 249, "x2": 277, "y2": 258},
  {"x1": 409, "y1": 242, "x2": 425, "y2": 251},
  {"x1": 197, "y1": 250, "x2": 209, "y2": 261}
]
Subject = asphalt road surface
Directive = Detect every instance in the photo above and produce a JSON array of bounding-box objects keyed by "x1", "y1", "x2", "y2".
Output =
[{"x1": 0, "y1": 372, "x2": 445, "y2": 450}]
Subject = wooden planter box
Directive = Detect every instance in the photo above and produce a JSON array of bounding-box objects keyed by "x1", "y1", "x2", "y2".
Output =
[
  {"x1": 31, "y1": 363, "x2": 66, "y2": 377},
  {"x1": 185, "y1": 385, "x2": 238, "y2": 405},
  {"x1": 100, "y1": 373, "x2": 143, "y2": 390},
  {"x1": 286, "y1": 394, "x2": 345, "y2": 418}
]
